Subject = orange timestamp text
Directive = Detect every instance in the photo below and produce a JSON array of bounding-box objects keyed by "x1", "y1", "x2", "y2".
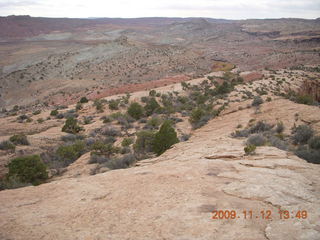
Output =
[{"x1": 211, "y1": 210, "x2": 308, "y2": 220}]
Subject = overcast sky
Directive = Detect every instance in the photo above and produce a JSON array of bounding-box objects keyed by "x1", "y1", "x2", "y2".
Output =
[{"x1": 0, "y1": 0, "x2": 319, "y2": 19}]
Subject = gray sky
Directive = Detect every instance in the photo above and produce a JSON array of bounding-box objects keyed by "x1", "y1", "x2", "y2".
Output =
[{"x1": 0, "y1": 0, "x2": 319, "y2": 19}]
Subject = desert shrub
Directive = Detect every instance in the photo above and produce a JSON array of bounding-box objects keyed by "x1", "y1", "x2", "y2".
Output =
[
  {"x1": 17, "y1": 114, "x2": 29, "y2": 122},
  {"x1": 231, "y1": 129, "x2": 250, "y2": 138},
  {"x1": 56, "y1": 113, "x2": 64, "y2": 119},
  {"x1": 249, "y1": 121, "x2": 273, "y2": 134},
  {"x1": 189, "y1": 107, "x2": 205, "y2": 125},
  {"x1": 6, "y1": 155, "x2": 48, "y2": 185},
  {"x1": 127, "y1": 102, "x2": 144, "y2": 120},
  {"x1": 0, "y1": 175, "x2": 31, "y2": 190},
  {"x1": 83, "y1": 116, "x2": 93, "y2": 125},
  {"x1": 108, "y1": 99, "x2": 120, "y2": 110},
  {"x1": 133, "y1": 130, "x2": 156, "y2": 156},
  {"x1": 79, "y1": 97, "x2": 89, "y2": 103},
  {"x1": 9, "y1": 134, "x2": 29, "y2": 145},
  {"x1": 94, "y1": 99, "x2": 104, "y2": 113},
  {"x1": 153, "y1": 121, "x2": 179, "y2": 156},
  {"x1": 120, "y1": 146, "x2": 131, "y2": 154},
  {"x1": 61, "y1": 134, "x2": 84, "y2": 142},
  {"x1": 244, "y1": 144, "x2": 256, "y2": 155},
  {"x1": 62, "y1": 117, "x2": 82, "y2": 134},
  {"x1": 76, "y1": 103, "x2": 83, "y2": 111},
  {"x1": 105, "y1": 154, "x2": 136, "y2": 169},
  {"x1": 266, "y1": 97, "x2": 272, "y2": 102},
  {"x1": 63, "y1": 109, "x2": 78, "y2": 119},
  {"x1": 0, "y1": 140, "x2": 15, "y2": 151},
  {"x1": 50, "y1": 109, "x2": 59, "y2": 116},
  {"x1": 295, "y1": 146, "x2": 320, "y2": 164},
  {"x1": 91, "y1": 141, "x2": 119, "y2": 157},
  {"x1": 149, "y1": 90, "x2": 156, "y2": 97},
  {"x1": 146, "y1": 117, "x2": 162, "y2": 129},
  {"x1": 296, "y1": 94, "x2": 314, "y2": 105},
  {"x1": 144, "y1": 98, "x2": 161, "y2": 116},
  {"x1": 121, "y1": 137, "x2": 134, "y2": 147},
  {"x1": 268, "y1": 135, "x2": 288, "y2": 151},
  {"x1": 89, "y1": 154, "x2": 110, "y2": 164},
  {"x1": 252, "y1": 96, "x2": 263, "y2": 106},
  {"x1": 292, "y1": 125, "x2": 313, "y2": 144},
  {"x1": 100, "y1": 126, "x2": 121, "y2": 137},
  {"x1": 180, "y1": 133, "x2": 191, "y2": 142},
  {"x1": 13, "y1": 105, "x2": 19, "y2": 111},
  {"x1": 247, "y1": 134, "x2": 267, "y2": 146},
  {"x1": 276, "y1": 121, "x2": 284, "y2": 134},
  {"x1": 309, "y1": 136, "x2": 320, "y2": 150},
  {"x1": 37, "y1": 118, "x2": 44, "y2": 123},
  {"x1": 102, "y1": 116, "x2": 112, "y2": 123},
  {"x1": 56, "y1": 141, "x2": 86, "y2": 165},
  {"x1": 214, "y1": 81, "x2": 234, "y2": 95},
  {"x1": 33, "y1": 110, "x2": 41, "y2": 115}
]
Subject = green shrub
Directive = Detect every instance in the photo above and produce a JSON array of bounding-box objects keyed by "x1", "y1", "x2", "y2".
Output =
[
  {"x1": 189, "y1": 107, "x2": 212, "y2": 129},
  {"x1": 57, "y1": 141, "x2": 85, "y2": 164},
  {"x1": 121, "y1": 137, "x2": 134, "y2": 147},
  {"x1": 108, "y1": 99, "x2": 120, "y2": 110},
  {"x1": 6, "y1": 155, "x2": 48, "y2": 185},
  {"x1": 244, "y1": 144, "x2": 256, "y2": 155},
  {"x1": 189, "y1": 108, "x2": 205, "y2": 125},
  {"x1": 144, "y1": 98, "x2": 161, "y2": 116},
  {"x1": 79, "y1": 97, "x2": 89, "y2": 103},
  {"x1": 94, "y1": 99, "x2": 104, "y2": 113},
  {"x1": 37, "y1": 118, "x2": 44, "y2": 123},
  {"x1": 0, "y1": 175, "x2": 30, "y2": 190},
  {"x1": 0, "y1": 140, "x2": 15, "y2": 151},
  {"x1": 153, "y1": 121, "x2": 179, "y2": 156},
  {"x1": 149, "y1": 90, "x2": 156, "y2": 97},
  {"x1": 296, "y1": 94, "x2": 314, "y2": 105},
  {"x1": 292, "y1": 125, "x2": 313, "y2": 144},
  {"x1": 9, "y1": 134, "x2": 29, "y2": 145},
  {"x1": 276, "y1": 121, "x2": 284, "y2": 134},
  {"x1": 127, "y1": 102, "x2": 144, "y2": 120},
  {"x1": 76, "y1": 103, "x2": 83, "y2": 111},
  {"x1": 62, "y1": 117, "x2": 82, "y2": 134},
  {"x1": 133, "y1": 130, "x2": 155, "y2": 156},
  {"x1": 146, "y1": 117, "x2": 162, "y2": 129},
  {"x1": 91, "y1": 141, "x2": 118, "y2": 157},
  {"x1": 252, "y1": 96, "x2": 263, "y2": 106},
  {"x1": 50, "y1": 109, "x2": 59, "y2": 116},
  {"x1": 309, "y1": 136, "x2": 320, "y2": 150},
  {"x1": 32, "y1": 110, "x2": 41, "y2": 115}
]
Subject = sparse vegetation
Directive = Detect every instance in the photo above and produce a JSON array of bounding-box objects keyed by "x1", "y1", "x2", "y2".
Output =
[
  {"x1": 244, "y1": 144, "x2": 256, "y2": 155},
  {"x1": 0, "y1": 140, "x2": 16, "y2": 151},
  {"x1": 292, "y1": 125, "x2": 313, "y2": 144},
  {"x1": 9, "y1": 134, "x2": 29, "y2": 145}
]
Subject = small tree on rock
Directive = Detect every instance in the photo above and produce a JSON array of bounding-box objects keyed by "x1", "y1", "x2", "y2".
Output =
[{"x1": 153, "y1": 121, "x2": 179, "y2": 156}]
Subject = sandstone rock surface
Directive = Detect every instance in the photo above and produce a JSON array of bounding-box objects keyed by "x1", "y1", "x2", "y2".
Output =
[{"x1": 1, "y1": 101, "x2": 320, "y2": 240}]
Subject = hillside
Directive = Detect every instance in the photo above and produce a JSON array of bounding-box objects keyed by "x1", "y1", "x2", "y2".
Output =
[
  {"x1": 0, "y1": 16, "x2": 320, "y2": 108},
  {"x1": 0, "y1": 15, "x2": 320, "y2": 239},
  {"x1": 0, "y1": 64, "x2": 320, "y2": 239}
]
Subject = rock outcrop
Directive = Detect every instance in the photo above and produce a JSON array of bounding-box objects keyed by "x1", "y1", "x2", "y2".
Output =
[{"x1": 1, "y1": 100, "x2": 320, "y2": 240}]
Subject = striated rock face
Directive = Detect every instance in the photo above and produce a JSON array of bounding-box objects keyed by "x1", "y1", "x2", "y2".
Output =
[{"x1": 0, "y1": 100, "x2": 320, "y2": 240}]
